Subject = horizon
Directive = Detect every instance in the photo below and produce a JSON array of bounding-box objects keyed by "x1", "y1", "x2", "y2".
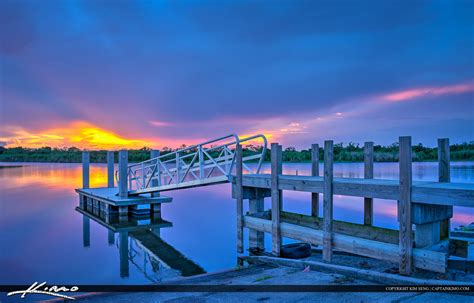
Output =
[{"x1": 1, "y1": 1, "x2": 473, "y2": 149}]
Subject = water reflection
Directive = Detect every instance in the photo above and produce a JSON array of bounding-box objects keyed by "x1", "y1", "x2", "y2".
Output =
[
  {"x1": 0, "y1": 162, "x2": 473, "y2": 286},
  {"x1": 76, "y1": 207, "x2": 205, "y2": 281}
]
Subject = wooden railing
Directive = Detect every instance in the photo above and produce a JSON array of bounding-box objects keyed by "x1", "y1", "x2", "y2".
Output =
[{"x1": 232, "y1": 137, "x2": 474, "y2": 275}]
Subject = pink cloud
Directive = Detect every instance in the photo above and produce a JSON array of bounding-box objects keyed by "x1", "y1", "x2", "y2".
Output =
[{"x1": 381, "y1": 82, "x2": 474, "y2": 102}]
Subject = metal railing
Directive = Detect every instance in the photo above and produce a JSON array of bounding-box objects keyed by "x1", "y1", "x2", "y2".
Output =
[{"x1": 116, "y1": 134, "x2": 267, "y2": 194}]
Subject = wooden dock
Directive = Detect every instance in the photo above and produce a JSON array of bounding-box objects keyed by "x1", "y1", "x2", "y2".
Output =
[
  {"x1": 232, "y1": 137, "x2": 474, "y2": 275},
  {"x1": 76, "y1": 134, "x2": 474, "y2": 277}
]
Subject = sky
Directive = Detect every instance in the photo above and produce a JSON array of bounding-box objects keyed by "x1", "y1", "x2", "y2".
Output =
[{"x1": 0, "y1": 0, "x2": 473, "y2": 150}]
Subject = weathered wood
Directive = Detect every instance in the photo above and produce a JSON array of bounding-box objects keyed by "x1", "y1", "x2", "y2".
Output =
[
  {"x1": 234, "y1": 174, "x2": 474, "y2": 207},
  {"x1": 249, "y1": 191, "x2": 264, "y2": 251},
  {"x1": 271, "y1": 143, "x2": 283, "y2": 256},
  {"x1": 279, "y1": 211, "x2": 401, "y2": 244},
  {"x1": 438, "y1": 138, "x2": 452, "y2": 240},
  {"x1": 415, "y1": 222, "x2": 440, "y2": 248},
  {"x1": 82, "y1": 151, "x2": 90, "y2": 189},
  {"x1": 311, "y1": 143, "x2": 319, "y2": 217},
  {"x1": 231, "y1": 185, "x2": 271, "y2": 199},
  {"x1": 235, "y1": 144, "x2": 244, "y2": 253},
  {"x1": 323, "y1": 140, "x2": 334, "y2": 262},
  {"x1": 364, "y1": 142, "x2": 374, "y2": 225},
  {"x1": 243, "y1": 215, "x2": 446, "y2": 273},
  {"x1": 398, "y1": 136, "x2": 413, "y2": 275},
  {"x1": 107, "y1": 151, "x2": 114, "y2": 188},
  {"x1": 118, "y1": 150, "x2": 128, "y2": 198}
]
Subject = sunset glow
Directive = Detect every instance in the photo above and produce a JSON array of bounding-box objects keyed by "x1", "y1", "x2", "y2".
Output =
[
  {"x1": 1, "y1": 121, "x2": 155, "y2": 150},
  {"x1": 381, "y1": 82, "x2": 474, "y2": 102}
]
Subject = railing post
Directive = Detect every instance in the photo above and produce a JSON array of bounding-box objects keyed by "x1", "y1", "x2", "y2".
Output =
[
  {"x1": 176, "y1": 152, "x2": 180, "y2": 184},
  {"x1": 398, "y1": 136, "x2": 413, "y2": 275},
  {"x1": 311, "y1": 143, "x2": 319, "y2": 217},
  {"x1": 236, "y1": 144, "x2": 244, "y2": 253},
  {"x1": 438, "y1": 138, "x2": 452, "y2": 239},
  {"x1": 323, "y1": 140, "x2": 334, "y2": 262},
  {"x1": 119, "y1": 150, "x2": 128, "y2": 198},
  {"x1": 82, "y1": 151, "x2": 90, "y2": 189},
  {"x1": 249, "y1": 189, "x2": 264, "y2": 252},
  {"x1": 107, "y1": 151, "x2": 114, "y2": 188},
  {"x1": 271, "y1": 143, "x2": 283, "y2": 256},
  {"x1": 141, "y1": 162, "x2": 145, "y2": 189},
  {"x1": 150, "y1": 150, "x2": 161, "y2": 202},
  {"x1": 199, "y1": 145, "x2": 204, "y2": 179},
  {"x1": 364, "y1": 142, "x2": 374, "y2": 225}
]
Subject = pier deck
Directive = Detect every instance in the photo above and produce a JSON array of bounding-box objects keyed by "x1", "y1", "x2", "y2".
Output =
[{"x1": 75, "y1": 187, "x2": 172, "y2": 207}]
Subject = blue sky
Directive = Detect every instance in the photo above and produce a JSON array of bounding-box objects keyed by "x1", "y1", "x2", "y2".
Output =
[{"x1": 0, "y1": 0, "x2": 473, "y2": 149}]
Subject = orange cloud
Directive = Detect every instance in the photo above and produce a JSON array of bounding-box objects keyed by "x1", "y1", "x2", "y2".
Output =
[
  {"x1": 381, "y1": 82, "x2": 474, "y2": 102},
  {"x1": 1, "y1": 121, "x2": 154, "y2": 150}
]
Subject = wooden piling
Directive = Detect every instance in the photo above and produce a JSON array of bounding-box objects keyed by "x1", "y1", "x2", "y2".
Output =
[
  {"x1": 82, "y1": 216, "x2": 90, "y2": 247},
  {"x1": 236, "y1": 144, "x2": 244, "y2": 253},
  {"x1": 311, "y1": 143, "x2": 319, "y2": 217},
  {"x1": 271, "y1": 143, "x2": 283, "y2": 256},
  {"x1": 107, "y1": 151, "x2": 114, "y2": 188},
  {"x1": 323, "y1": 140, "x2": 334, "y2": 262},
  {"x1": 398, "y1": 136, "x2": 413, "y2": 275},
  {"x1": 82, "y1": 151, "x2": 90, "y2": 189},
  {"x1": 119, "y1": 232, "x2": 129, "y2": 278},
  {"x1": 118, "y1": 150, "x2": 128, "y2": 198},
  {"x1": 249, "y1": 188, "x2": 264, "y2": 251},
  {"x1": 364, "y1": 142, "x2": 374, "y2": 225},
  {"x1": 438, "y1": 138, "x2": 452, "y2": 239}
]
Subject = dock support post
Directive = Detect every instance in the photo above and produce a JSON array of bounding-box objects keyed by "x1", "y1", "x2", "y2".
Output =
[
  {"x1": 108, "y1": 230, "x2": 115, "y2": 245},
  {"x1": 118, "y1": 150, "x2": 128, "y2": 198},
  {"x1": 249, "y1": 188, "x2": 265, "y2": 252},
  {"x1": 119, "y1": 232, "x2": 129, "y2": 278},
  {"x1": 271, "y1": 143, "x2": 283, "y2": 256},
  {"x1": 364, "y1": 142, "x2": 374, "y2": 225},
  {"x1": 413, "y1": 138, "x2": 452, "y2": 248},
  {"x1": 107, "y1": 151, "x2": 114, "y2": 188},
  {"x1": 323, "y1": 140, "x2": 334, "y2": 262},
  {"x1": 438, "y1": 138, "x2": 452, "y2": 239},
  {"x1": 82, "y1": 151, "x2": 90, "y2": 189},
  {"x1": 311, "y1": 143, "x2": 319, "y2": 217},
  {"x1": 398, "y1": 136, "x2": 413, "y2": 275},
  {"x1": 198, "y1": 146, "x2": 204, "y2": 179},
  {"x1": 236, "y1": 144, "x2": 244, "y2": 253},
  {"x1": 82, "y1": 216, "x2": 90, "y2": 247}
]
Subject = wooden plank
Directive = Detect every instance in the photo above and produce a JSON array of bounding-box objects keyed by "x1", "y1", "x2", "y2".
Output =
[
  {"x1": 107, "y1": 151, "x2": 114, "y2": 188},
  {"x1": 118, "y1": 150, "x2": 128, "y2": 198},
  {"x1": 249, "y1": 192, "x2": 264, "y2": 251},
  {"x1": 280, "y1": 211, "x2": 400, "y2": 244},
  {"x1": 323, "y1": 140, "x2": 334, "y2": 262},
  {"x1": 82, "y1": 151, "x2": 90, "y2": 189},
  {"x1": 243, "y1": 215, "x2": 446, "y2": 273},
  {"x1": 364, "y1": 142, "x2": 374, "y2": 225},
  {"x1": 236, "y1": 174, "x2": 474, "y2": 207},
  {"x1": 311, "y1": 143, "x2": 319, "y2": 217},
  {"x1": 271, "y1": 143, "x2": 283, "y2": 256},
  {"x1": 236, "y1": 144, "x2": 244, "y2": 253},
  {"x1": 398, "y1": 136, "x2": 413, "y2": 275}
]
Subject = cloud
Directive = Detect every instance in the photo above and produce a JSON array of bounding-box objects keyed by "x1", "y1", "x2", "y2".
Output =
[{"x1": 380, "y1": 82, "x2": 474, "y2": 102}]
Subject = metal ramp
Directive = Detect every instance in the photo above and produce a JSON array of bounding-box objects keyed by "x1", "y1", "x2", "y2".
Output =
[{"x1": 117, "y1": 134, "x2": 267, "y2": 195}]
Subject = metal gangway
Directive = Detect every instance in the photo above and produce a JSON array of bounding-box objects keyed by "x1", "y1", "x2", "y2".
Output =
[{"x1": 118, "y1": 134, "x2": 267, "y2": 195}]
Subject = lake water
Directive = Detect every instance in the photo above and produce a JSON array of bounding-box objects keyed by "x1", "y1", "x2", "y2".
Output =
[{"x1": 1, "y1": 162, "x2": 473, "y2": 288}]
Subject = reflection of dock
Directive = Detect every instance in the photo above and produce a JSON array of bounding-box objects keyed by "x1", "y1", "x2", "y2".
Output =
[
  {"x1": 77, "y1": 207, "x2": 205, "y2": 281},
  {"x1": 131, "y1": 229, "x2": 205, "y2": 277}
]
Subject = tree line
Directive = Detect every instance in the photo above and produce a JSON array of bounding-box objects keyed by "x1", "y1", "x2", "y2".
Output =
[{"x1": 0, "y1": 142, "x2": 473, "y2": 163}]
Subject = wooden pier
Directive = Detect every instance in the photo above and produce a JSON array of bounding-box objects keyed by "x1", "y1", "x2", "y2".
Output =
[
  {"x1": 76, "y1": 134, "x2": 474, "y2": 276},
  {"x1": 232, "y1": 137, "x2": 474, "y2": 275}
]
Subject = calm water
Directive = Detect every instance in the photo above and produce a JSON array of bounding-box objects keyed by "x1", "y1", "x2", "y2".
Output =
[{"x1": 0, "y1": 162, "x2": 473, "y2": 287}]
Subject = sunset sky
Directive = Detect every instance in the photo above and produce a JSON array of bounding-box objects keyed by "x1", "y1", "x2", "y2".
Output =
[{"x1": 0, "y1": 0, "x2": 473, "y2": 150}]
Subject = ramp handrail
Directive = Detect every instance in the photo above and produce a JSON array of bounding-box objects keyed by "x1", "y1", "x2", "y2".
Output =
[{"x1": 116, "y1": 134, "x2": 267, "y2": 194}]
